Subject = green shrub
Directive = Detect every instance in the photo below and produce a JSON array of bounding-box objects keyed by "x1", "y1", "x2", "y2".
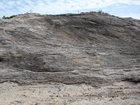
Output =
[
  {"x1": 80, "y1": 10, "x2": 110, "y2": 16},
  {"x1": 2, "y1": 15, "x2": 17, "y2": 19},
  {"x1": 97, "y1": 10, "x2": 109, "y2": 15},
  {"x1": 97, "y1": 10, "x2": 103, "y2": 14}
]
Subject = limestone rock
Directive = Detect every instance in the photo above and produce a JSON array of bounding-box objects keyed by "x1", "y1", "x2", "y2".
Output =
[{"x1": 0, "y1": 13, "x2": 140, "y2": 104}]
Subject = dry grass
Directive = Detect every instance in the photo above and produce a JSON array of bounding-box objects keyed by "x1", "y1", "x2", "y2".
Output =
[{"x1": 81, "y1": 10, "x2": 110, "y2": 16}]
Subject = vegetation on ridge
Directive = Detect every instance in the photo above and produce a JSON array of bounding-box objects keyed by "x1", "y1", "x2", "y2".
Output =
[
  {"x1": 2, "y1": 15, "x2": 17, "y2": 19},
  {"x1": 81, "y1": 10, "x2": 110, "y2": 15},
  {"x1": 1, "y1": 10, "x2": 111, "y2": 19}
]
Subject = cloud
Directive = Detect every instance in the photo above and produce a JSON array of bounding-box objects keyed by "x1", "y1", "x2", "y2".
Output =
[
  {"x1": 115, "y1": 5, "x2": 127, "y2": 8},
  {"x1": 0, "y1": 0, "x2": 140, "y2": 18},
  {"x1": 120, "y1": 13, "x2": 140, "y2": 19}
]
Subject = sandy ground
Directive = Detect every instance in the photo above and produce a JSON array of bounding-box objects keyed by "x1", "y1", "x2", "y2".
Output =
[{"x1": 0, "y1": 82, "x2": 140, "y2": 105}]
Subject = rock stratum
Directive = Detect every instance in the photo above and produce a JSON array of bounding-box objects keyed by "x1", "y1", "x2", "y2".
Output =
[{"x1": 0, "y1": 13, "x2": 140, "y2": 105}]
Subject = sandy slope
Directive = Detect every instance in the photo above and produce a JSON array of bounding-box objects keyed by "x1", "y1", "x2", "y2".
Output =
[{"x1": 0, "y1": 82, "x2": 140, "y2": 105}]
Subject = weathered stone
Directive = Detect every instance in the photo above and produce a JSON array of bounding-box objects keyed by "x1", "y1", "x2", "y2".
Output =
[{"x1": 0, "y1": 13, "x2": 140, "y2": 104}]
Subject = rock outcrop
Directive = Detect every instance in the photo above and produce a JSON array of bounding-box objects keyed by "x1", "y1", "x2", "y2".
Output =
[{"x1": 0, "y1": 13, "x2": 140, "y2": 105}]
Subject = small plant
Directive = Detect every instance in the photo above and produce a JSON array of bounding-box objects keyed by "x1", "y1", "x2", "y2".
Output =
[
  {"x1": 126, "y1": 17, "x2": 133, "y2": 19},
  {"x1": 98, "y1": 10, "x2": 103, "y2": 14},
  {"x1": 80, "y1": 10, "x2": 110, "y2": 16},
  {"x1": 97, "y1": 10, "x2": 110, "y2": 15},
  {"x1": 2, "y1": 15, "x2": 17, "y2": 19}
]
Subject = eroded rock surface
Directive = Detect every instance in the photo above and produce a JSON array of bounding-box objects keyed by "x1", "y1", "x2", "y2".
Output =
[{"x1": 0, "y1": 13, "x2": 140, "y2": 105}]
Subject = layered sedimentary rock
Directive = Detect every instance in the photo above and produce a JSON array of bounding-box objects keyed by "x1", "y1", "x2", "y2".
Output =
[{"x1": 0, "y1": 13, "x2": 140, "y2": 105}]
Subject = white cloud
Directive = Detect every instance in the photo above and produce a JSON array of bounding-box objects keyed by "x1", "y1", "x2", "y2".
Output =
[
  {"x1": 120, "y1": 13, "x2": 140, "y2": 19},
  {"x1": 132, "y1": 1, "x2": 140, "y2": 5},
  {"x1": 115, "y1": 5, "x2": 127, "y2": 8},
  {"x1": 0, "y1": 0, "x2": 140, "y2": 18}
]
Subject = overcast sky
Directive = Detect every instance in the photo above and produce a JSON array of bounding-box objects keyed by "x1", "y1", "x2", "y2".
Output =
[{"x1": 0, "y1": 0, "x2": 140, "y2": 19}]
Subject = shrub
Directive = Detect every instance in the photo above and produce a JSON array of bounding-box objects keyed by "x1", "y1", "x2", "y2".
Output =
[
  {"x1": 80, "y1": 10, "x2": 110, "y2": 16},
  {"x1": 2, "y1": 15, "x2": 17, "y2": 19},
  {"x1": 97, "y1": 10, "x2": 103, "y2": 14},
  {"x1": 97, "y1": 10, "x2": 109, "y2": 15}
]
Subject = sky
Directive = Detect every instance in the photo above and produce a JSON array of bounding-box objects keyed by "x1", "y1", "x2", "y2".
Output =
[{"x1": 0, "y1": 0, "x2": 140, "y2": 19}]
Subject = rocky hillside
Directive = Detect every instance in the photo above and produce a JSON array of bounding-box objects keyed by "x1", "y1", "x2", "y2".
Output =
[{"x1": 0, "y1": 13, "x2": 140, "y2": 105}]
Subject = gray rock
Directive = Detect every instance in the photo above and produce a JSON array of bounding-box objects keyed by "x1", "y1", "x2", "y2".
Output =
[{"x1": 0, "y1": 13, "x2": 140, "y2": 88}]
